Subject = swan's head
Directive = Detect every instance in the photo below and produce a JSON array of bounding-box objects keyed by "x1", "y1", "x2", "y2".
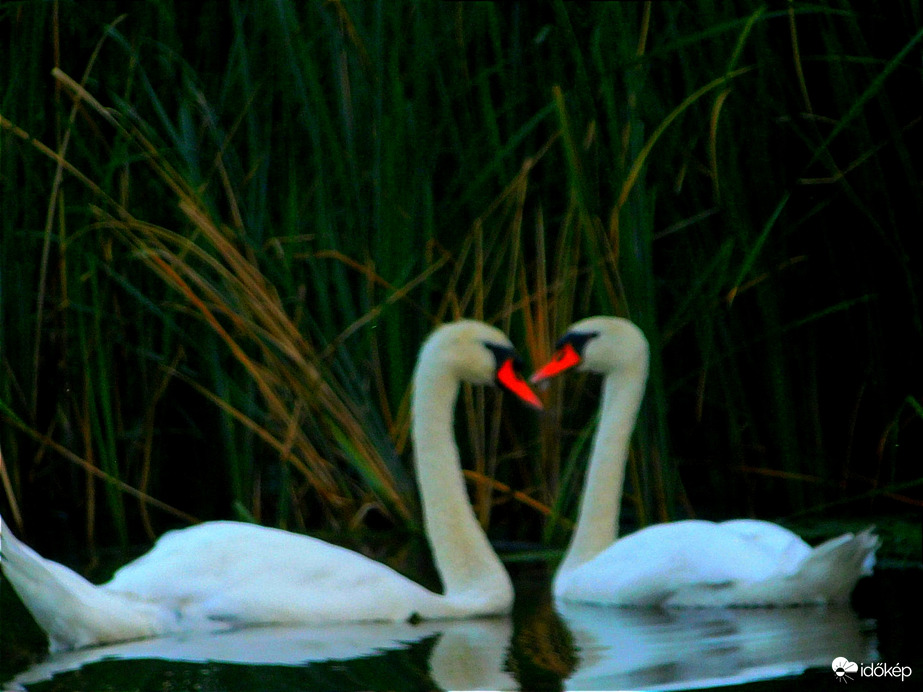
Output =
[
  {"x1": 531, "y1": 316, "x2": 649, "y2": 381},
  {"x1": 419, "y1": 320, "x2": 543, "y2": 409}
]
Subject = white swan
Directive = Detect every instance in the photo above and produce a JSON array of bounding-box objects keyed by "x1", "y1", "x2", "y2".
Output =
[
  {"x1": 532, "y1": 316, "x2": 878, "y2": 607},
  {"x1": 0, "y1": 320, "x2": 542, "y2": 651}
]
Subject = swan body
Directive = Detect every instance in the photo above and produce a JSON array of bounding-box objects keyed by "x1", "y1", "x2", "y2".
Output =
[
  {"x1": 0, "y1": 320, "x2": 542, "y2": 650},
  {"x1": 533, "y1": 316, "x2": 878, "y2": 607}
]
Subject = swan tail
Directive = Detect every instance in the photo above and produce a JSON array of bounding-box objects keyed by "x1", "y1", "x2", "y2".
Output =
[
  {"x1": 1, "y1": 515, "x2": 172, "y2": 651},
  {"x1": 792, "y1": 527, "x2": 879, "y2": 603}
]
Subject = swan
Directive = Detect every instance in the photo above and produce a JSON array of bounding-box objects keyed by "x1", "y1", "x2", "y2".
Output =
[
  {"x1": 532, "y1": 316, "x2": 878, "y2": 607},
  {"x1": 0, "y1": 320, "x2": 543, "y2": 651}
]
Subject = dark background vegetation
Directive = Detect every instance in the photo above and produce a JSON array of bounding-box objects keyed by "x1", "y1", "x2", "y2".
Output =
[{"x1": 1, "y1": 1, "x2": 920, "y2": 569}]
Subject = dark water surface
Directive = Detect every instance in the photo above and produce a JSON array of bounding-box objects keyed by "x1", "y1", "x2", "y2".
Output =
[{"x1": 1, "y1": 562, "x2": 919, "y2": 691}]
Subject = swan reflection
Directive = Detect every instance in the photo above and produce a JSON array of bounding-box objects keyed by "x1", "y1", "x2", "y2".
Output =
[
  {"x1": 5, "y1": 616, "x2": 515, "y2": 691},
  {"x1": 1, "y1": 595, "x2": 884, "y2": 691},
  {"x1": 559, "y1": 603, "x2": 877, "y2": 690}
]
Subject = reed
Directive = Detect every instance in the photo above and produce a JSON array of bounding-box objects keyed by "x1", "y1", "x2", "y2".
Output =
[{"x1": 0, "y1": 1, "x2": 919, "y2": 556}]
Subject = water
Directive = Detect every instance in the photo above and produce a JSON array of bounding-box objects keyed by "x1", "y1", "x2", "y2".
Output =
[{"x1": 1, "y1": 564, "x2": 918, "y2": 691}]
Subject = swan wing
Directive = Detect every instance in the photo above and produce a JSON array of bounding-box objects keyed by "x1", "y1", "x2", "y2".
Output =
[
  {"x1": 665, "y1": 528, "x2": 879, "y2": 607},
  {"x1": 104, "y1": 521, "x2": 440, "y2": 625},
  {"x1": 557, "y1": 521, "x2": 784, "y2": 605},
  {"x1": 558, "y1": 520, "x2": 877, "y2": 607},
  {"x1": 717, "y1": 519, "x2": 812, "y2": 574},
  {"x1": 557, "y1": 520, "x2": 869, "y2": 607}
]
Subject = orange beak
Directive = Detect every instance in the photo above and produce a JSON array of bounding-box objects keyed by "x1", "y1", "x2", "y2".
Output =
[
  {"x1": 530, "y1": 343, "x2": 582, "y2": 383},
  {"x1": 497, "y1": 359, "x2": 544, "y2": 409}
]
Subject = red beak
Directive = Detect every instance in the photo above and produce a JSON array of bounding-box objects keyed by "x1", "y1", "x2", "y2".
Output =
[
  {"x1": 530, "y1": 343, "x2": 582, "y2": 383},
  {"x1": 497, "y1": 359, "x2": 544, "y2": 409}
]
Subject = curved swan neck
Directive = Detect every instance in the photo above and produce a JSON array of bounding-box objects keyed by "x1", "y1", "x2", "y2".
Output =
[
  {"x1": 558, "y1": 359, "x2": 648, "y2": 576},
  {"x1": 411, "y1": 356, "x2": 511, "y2": 601}
]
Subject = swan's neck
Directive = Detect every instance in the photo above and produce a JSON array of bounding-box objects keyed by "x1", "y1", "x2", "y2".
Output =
[
  {"x1": 557, "y1": 362, "x2": 647, "y2": 577},
  {"x1": 411, "y1": 362, "x2": 511, "y2": 602}
]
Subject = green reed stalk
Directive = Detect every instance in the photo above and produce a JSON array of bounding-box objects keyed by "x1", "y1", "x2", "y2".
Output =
[{"x1": 0, "y1": 1, "x2": 919, "y2": 557}]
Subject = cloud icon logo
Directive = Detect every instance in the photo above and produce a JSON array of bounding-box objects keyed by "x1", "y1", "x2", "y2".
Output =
[{"x1": 832, "y1": 657, "x2": 859, "y2": 682}]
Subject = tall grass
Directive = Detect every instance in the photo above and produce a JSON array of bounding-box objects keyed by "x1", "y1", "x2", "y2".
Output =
[{"x1": 1, "y1": 1, "x2": 920, "y2": 558}]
